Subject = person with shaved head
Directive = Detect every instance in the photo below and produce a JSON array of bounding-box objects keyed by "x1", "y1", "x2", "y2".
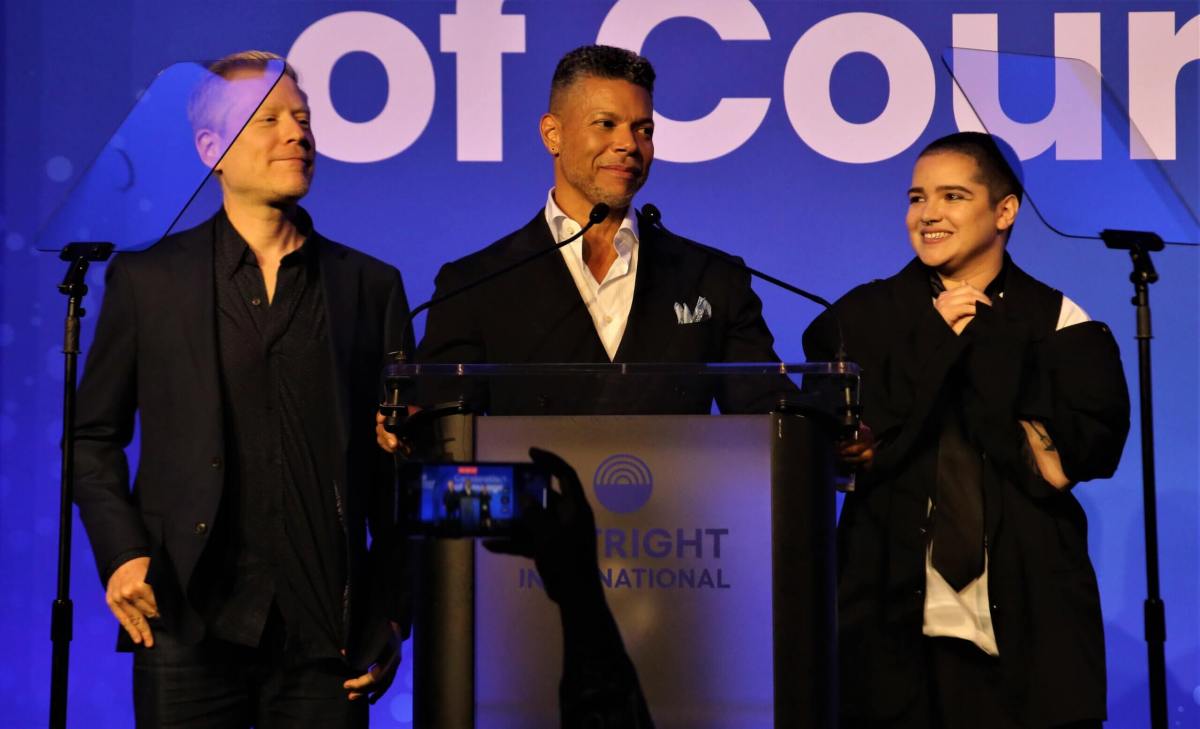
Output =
[{"x1": 804, "y1": 132, "x2": 1130, "y2": 729}]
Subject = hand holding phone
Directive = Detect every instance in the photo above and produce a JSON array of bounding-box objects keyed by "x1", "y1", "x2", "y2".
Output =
[{"x1": 484, "y1": 448, "x2": 601, "y2": 606}]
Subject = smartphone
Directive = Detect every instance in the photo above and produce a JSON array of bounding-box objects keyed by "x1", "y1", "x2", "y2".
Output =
[{"x1": 399, "y1": 461, "x2": 550, "y2": 537}]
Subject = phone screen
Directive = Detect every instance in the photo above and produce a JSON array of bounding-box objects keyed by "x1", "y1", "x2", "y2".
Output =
[
  {"x1": 405, "y1": 462, "x2": 548, "y2": 536},
  {"x1": 419, "y1": 464, "x2": 515, "y2": 527}
]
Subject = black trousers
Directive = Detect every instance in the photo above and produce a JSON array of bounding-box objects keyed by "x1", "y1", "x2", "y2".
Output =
[
  {"x1": 132, "y1": 611, "x2": 368, "y2": 729},
  {"x1": 924, "y1": 637, "x2": 1022, "y2": 729},
  {"x1": 844, "y1": 637, "x2": 1103, "y2": 729}
]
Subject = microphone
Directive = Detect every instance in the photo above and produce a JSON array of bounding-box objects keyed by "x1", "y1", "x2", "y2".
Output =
[
  {"x1": 382, "y1": 202, "x2": 611, "y2": 429},
  {"x1": 640, "y1": 203, "x2": 860, "y2": 488}
]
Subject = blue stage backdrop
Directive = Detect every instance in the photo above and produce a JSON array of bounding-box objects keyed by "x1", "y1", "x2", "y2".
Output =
[{"x1": 2, "y1": 2, "x2": 1196, "y2": 727}]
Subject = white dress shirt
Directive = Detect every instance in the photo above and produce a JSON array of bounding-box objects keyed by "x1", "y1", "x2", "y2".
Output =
[
  {"x1": 544, "y1": 189, "x2": 640, "y2": 361},
  {"x1": 922, "y1": 293, "x2": 1089, "y2": 655}
]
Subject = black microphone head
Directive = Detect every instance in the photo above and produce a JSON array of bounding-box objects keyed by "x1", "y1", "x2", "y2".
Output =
[
  {"x1": 641, "y1": 203, "x2": 662, "y2": 226},
  {"x1": 588, "y1": 203, "x2": 611, "y2": 225}
]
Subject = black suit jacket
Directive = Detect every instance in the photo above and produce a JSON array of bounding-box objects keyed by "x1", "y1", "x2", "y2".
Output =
[
  {"x1": 73, "y1": 212, "x2": 412, "y2": 668},
  {"x1": 416, "y1": 210, "x2": 785, "y2": 414},
  {"x1": 803, "y1": 257, "x2": 1130, "y2": 726}
]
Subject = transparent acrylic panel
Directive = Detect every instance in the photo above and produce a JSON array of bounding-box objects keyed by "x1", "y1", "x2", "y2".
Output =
[
  {"x1": 35, "y1": 59, "x2": 286, "y2": 252},
  {"x1": 943, "y1": 48, "x2": 1198, "y2": 246},
  {"x1": 383, "y1": 361, "x2": 859, "y2": 418}
]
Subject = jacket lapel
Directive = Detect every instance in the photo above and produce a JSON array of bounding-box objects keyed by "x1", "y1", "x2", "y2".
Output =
[
  {"x1": 891, "y1": 257, "x2": 936, "y2": 328},
  {"x1": 613, "y1": 223, "x2": 663, "y2": 362},
  {"x1": 511, "y1": 212, "x2": 609, "y2": 360},
  {"x1": 996, "y1": 256, "x2": 1060, "y2": 338},
  {"x1": 614, "y1": 222, "x2": 702, "y2": 363},
  {"x1": 318, "y1": 237, "x2": 356, "y2": 455},
  {"x1": 171, "y1": 217, "x2": 222, "y2": 413}
]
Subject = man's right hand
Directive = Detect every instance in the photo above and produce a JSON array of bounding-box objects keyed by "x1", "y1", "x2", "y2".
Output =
[
  {"x1": 838, "y1": 421, "x2": 876, "y2": 471},
  {"x1": 106, "y1": 556, "x2": 159, "y2": 647},
  {"x1": 376, "y1": 407, "x2": 421, "y2": 455},
  {"x1": 375, "y1": 410, "x2": 400, "y2": 453}
]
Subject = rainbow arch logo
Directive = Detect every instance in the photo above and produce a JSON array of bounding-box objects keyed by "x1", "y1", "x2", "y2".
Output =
[{"x1": 593, "y1": 454, "x2": 653, "y2": 514}]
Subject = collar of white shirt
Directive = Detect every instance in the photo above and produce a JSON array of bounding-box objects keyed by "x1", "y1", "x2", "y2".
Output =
[
  {"x1": 543, "y1": 189, "x2": 639, "y2": 286},
  {"x1": 543, "y1": 189, "x2": 640, "y2": 360}
]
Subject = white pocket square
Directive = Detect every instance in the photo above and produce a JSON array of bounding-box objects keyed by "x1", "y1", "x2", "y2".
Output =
[{"x1": 674, "y1": 296, "x2": 712, "y2": 324}]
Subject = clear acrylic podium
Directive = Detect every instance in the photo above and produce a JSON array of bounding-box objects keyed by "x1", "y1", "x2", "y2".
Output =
[{"x1": 386, "y1": 362, "x2": 859, "y2": 729}]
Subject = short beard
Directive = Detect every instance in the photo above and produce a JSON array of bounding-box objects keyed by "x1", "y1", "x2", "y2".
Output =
[{"x1": 580, "y1": 179, "x2": 642, "y2": 213}]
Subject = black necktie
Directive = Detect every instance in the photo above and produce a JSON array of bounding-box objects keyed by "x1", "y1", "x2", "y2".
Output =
[
  {"x1": 930, "y1": 394, "x2": 986, "y2": 591},
  {"x1": 925, "y1": 264, "x2": 1004, "y2": 590}
]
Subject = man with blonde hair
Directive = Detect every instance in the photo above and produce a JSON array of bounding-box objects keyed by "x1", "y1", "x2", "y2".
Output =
[{"x1": 74, "y1": 50, "x2": 411, "y2": 727}]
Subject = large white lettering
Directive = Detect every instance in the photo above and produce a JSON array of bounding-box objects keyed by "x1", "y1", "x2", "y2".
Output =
[
  {"x1": 280, "y1": 9, "x2": 1193, "y2": 165},
  {"x1": 441, "y1": 0, "x2": 526, "y2": 162},
  {"x1": 1129, "y1": 12, "x2": 1199, "y2": 161},
  {"x1": 287, "y1": 11, "x2": 435, "y2": 163},
  {"x1": 783, "y1": 13, "x2": 935, "y2": 164},
  {"x1": 951, "y1": 14, "x2": 1101, "y2": 160},
  {"x1": 597, "y1": 0, "x2": 771, "y2": 163}
]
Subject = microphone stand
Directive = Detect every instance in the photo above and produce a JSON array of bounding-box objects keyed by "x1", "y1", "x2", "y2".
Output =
[
  {"x1": 49, "y1": 241, "x2": 114, "y2": 729},
  {"x1": 640, "y1": 205, "x2": 833, "y2": 308},
  {"x1": 1101, "y1": 228, "x2": 1168, "y2": 729}
]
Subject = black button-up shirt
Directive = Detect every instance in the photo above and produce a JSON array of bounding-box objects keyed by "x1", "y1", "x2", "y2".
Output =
[{"x1": 204, "y1": 210, "x2": 347, "y2": 661}]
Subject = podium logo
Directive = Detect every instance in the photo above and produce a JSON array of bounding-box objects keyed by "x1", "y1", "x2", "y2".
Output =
[{"x1": 593, "y1": 454, "x2": 653, "y2": 514}]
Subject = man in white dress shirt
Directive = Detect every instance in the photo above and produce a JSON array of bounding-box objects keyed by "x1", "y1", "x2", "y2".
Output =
[{"x1": 404, "y1": 45, "x2": 785, "y2": 416}]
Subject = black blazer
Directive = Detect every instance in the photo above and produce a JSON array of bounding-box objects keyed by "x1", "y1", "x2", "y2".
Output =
[
  {"x1": 416, "y1": 210, "x2": 786, "y2": 414},
  {"x1": 804, "y1": 257, "x2": 1130, "y2": 726},
  {"x1": 73, "y1": 212, "x2": 412, "y2": 667}
]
